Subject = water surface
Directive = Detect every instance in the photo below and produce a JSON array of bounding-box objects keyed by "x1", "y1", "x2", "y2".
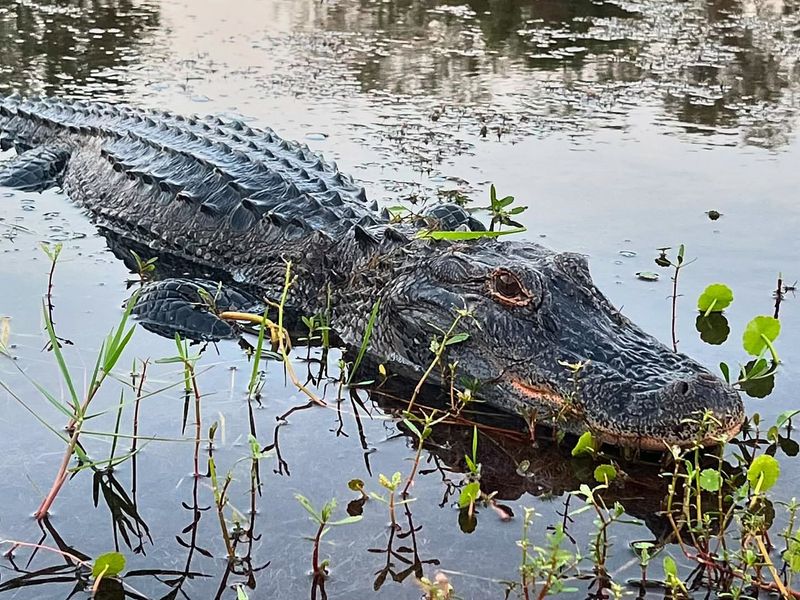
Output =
[{"x1": 0, "y1": 1, "x2": 798, "y2": 598}]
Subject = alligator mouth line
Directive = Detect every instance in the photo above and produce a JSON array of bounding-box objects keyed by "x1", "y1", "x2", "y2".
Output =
[
  {"x1": 510, "y1": 380, "x2": 568, "y2": 407},
  {"x1": 510, "y1": 379, "x2": 744, "y2": 451},
  {"x1": 589, "y1": 418, "x2": 745, "y2": 452}
]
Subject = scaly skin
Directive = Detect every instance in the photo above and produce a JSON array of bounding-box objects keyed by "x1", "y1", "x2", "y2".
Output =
[{"x1": 0, "y1": 95, "x2": 745, "y2": 449}]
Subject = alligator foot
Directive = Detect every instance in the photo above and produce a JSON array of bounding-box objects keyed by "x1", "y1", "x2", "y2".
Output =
[
  {"x1": 0, "y1": 146, "x2": 71, "y2": 192},
  {"x1": 132, "y1": 278, "x2": 264, "y2": 341}
]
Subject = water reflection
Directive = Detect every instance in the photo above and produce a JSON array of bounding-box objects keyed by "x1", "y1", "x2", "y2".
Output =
[
  {"x1": 0, "y1": 0, "x2": 159, "y2": 98},
  {"x1": 0, "y1": 0, "x2": 795, "y2": 156},
  {"x1": 298, "y1": 0, "x2": 800, "y2": 147}
]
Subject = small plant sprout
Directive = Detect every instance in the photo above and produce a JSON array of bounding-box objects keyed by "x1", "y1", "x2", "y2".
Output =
[
  {"x1": 518, "y1": 508, "x2": 579, "y2": 599},
  {"x1": 294, "y1": 495, "x2": 361, "y2": 581},
  {"x1": 654, "y1": 245, "x2": 696, "y2": 351},
  {"x1": 662, "y1": 555, "x2": 687, "y2": 596},
  {"x1": 129, "y1": 250, "x2": 157, "y2": 282},
  {"x1": 407, "y1": 307, "x2": 475, "y2": 411},
  {"x1": 458, "y1": 426, "x2": 482, "y2": 519},
  {"x1": 483, "y1": 184, "x2": 527, "y2": 231},
  {"x1": 414, "y1": 184, "x2": 528, "y2": 240},
  {"x1": 417, "y1": 571, "x2": 454, "y2": 600},
  {"x1": 401, "y1": 410, "x2": 448, "y2": 497},
  {"x1": 371, "y1": 472, "x2": 404, "y2": 528},
  {"x1": 348, "y1": 478, "x2": 368, "y2": 501}
]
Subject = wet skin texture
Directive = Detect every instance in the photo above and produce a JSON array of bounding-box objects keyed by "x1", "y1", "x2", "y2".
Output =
[{"x1": 0, "y1": 95, "x2": 744, "y2": 450}]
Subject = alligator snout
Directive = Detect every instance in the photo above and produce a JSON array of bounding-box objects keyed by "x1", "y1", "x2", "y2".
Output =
[{"x1": 585, "y1": 371, "x2": 745, "y2": 450}]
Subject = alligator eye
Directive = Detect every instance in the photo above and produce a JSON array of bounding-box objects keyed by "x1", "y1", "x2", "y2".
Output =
[{"x1": 489, "y1": 269, "x2": 533, "y2": 307}]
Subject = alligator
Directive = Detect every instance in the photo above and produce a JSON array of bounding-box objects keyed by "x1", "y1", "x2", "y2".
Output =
[{"x1": 0, "y1": 95, "x2": 745, "y2": 450}]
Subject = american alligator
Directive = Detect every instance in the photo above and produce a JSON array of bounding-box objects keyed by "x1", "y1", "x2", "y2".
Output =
[{"x1": 0, "y1": 95, "x2": 744, "y2": 450}]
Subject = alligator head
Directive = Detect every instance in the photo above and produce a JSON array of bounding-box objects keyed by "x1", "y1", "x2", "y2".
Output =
[{"x1": 375, "y1": 238, "x2": 744, "y2": 450}]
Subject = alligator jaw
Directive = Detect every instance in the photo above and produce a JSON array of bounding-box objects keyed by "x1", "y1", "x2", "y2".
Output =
[{"x1": 507, "y1": 373, "x2": 744, "y2": 451}]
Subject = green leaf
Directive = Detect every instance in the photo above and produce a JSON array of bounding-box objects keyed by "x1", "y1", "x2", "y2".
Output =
[
  {"x1": 458, "y1": 481, "x2": 481, "y2": 508},
  {"x1": 698, "y1": 468, "x2": 723, "y2": 492},
  {"x1": 444, "y1": 332, "x2": 470, "y2": 346},
  {"x1": 593, "y1": 464, "x2": 617, "y2": 483},
  {"x1": 294, "y1": 494, "x2": 322, "y2": 523},
  {"x1": 347, "y1": 298, "x2": 380, "y2": 385},
  {"x1": 776, "y1": 410, "x2": 800, "y2": 429},
  {"x1": 571, "y1": 431, "x2": 596, "y2": 457},
  {"x1": 386, "y1": 205, "x2": 411, "y2": 217},
  {"x1": 348, "y1": 479, "x2": 365, "y2": 492},
  {"x1": 329, "y1": 515, "x2": 363, "y2": 526},
  {"x1": 747, "y1": 454, "x2": 780, "y2": 492},
  {"x1": 719, "y1": 362, "x2": 730, "y2": 383},
  {"x1": 236, "y1": 585, "x2": 250, "y2": 600},
  {"x1": 416, "y1": 227, "x2": 526, "y2": 241},
  {"x1": 786, "y1": 536, "x2": 800, "y2": 573},
  {"x1": 92, "y1": 552, "x2": 126, "y2": 578},
  {"x1": 495, "y1": 196, "x2": 515, "y2": 209},
  {"x1": 508, "y1": 206, "x2": 528, "y2": 215},
  {"x1": 697, "y1": 283, "x2": 733, "y2": 314},
  {"x1": 742, "y1": 316, "x2": 781, "y2": 356},
  {"x1": 663, "y1": 555, "x2": 678, "y2": 578}
]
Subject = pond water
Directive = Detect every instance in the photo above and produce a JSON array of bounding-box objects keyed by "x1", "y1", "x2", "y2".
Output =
[{"x1": 0, "y1": 0, "x2": 799, "y2": 598}]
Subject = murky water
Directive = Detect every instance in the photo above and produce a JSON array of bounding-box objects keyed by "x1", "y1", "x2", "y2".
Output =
[{"x1": 0, "y1": 0, "x2": 798, "y2": 598}]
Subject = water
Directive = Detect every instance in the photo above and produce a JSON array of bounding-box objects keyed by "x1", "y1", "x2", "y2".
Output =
[{"x1": 0, "y1": 0, "x2": 798, "y2": 598}]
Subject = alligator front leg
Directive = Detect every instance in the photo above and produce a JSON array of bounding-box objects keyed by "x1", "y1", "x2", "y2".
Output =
[
  {"x1": 132, "y1": 279, "x2": 264, "y2": 341},
  {"x1": 0, "y1": 146, "x2": 71, "y2": 192}
]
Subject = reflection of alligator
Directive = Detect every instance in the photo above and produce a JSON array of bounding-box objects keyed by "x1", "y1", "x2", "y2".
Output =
[
  {"x1": 0, "y1": 95, "x2": 744, "y2": 449},
  {"x1": 394, "y1": 408, "x2": 673, "y2": 539}
]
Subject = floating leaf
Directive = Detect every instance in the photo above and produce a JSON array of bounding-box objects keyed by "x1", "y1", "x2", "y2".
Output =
[
  {"x1": 571, "y1": 431, "x2": 597, "y2": 457},
  {"x1": 698, "y1": 468, "x2": 722, "y2": 492},
  {"x1": 348, "y1": 479, "x2": 365, "y2": 493},
  {"x1": 742, "y1": 316, "x2": 780, "y2": 357},
  {"x1": 593, "y1": 464, "x2": 617, "y2": 483},
  {"x1": 0, "y1": 316, "x2": 9, "y2": 353},
  {"x1": 635, "y1": 271, "x2": 659, "y2": 282},
  {"x1": 92, "y1": 552, "x2": 126, "y2": 578},
  {"x1": 747, "y1": 454, "x2": 780, "y2": 492},
  {"x1": 697, "y1": 283, "x2": 733, "y2": 314}
]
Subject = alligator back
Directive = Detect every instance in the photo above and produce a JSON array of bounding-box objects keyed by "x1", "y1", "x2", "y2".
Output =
[{"x1": 0, "y1": 96, "x2": 382, "y2": 265}]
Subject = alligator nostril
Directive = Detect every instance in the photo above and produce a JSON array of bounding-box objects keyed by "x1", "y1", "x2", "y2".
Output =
[{"x1": 677, "y1": 381, "x2": 690, "y2": 395}]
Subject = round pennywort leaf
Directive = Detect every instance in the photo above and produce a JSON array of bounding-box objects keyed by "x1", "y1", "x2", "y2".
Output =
[
  {"x1": 571, "y1": 431, "x2": 597, "y2": 457},
  {"x1": 593, "y1": 464, "x2": 617, "y2": 483},
  {"x1": 742, "y1": 316, "x2": 781, "y2": 356},
  {"x1": 697, "y1": 283, "x2": 733, "y2": 313},
  {"x1": 747, "y1": 454, "x2": 780, "y2": 492},
  {"x1": 698, "y1": 468, "x2": 722, "y2": 492},
  {"x1": 92, "y1": 552, "x2": 126, "y2": 578}
]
